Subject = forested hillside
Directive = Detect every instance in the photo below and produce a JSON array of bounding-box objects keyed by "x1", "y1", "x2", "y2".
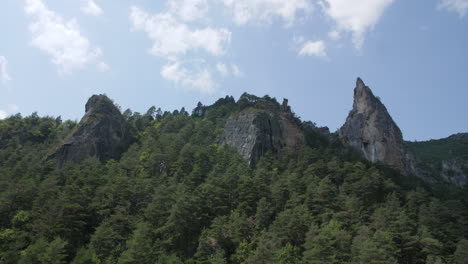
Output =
[{"x1": 0, "y1": 94, "x2": 467, "y2": 264}]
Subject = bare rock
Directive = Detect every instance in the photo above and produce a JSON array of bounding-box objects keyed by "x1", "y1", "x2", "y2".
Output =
[
  {"x1": 48, "y1": 95, "x2": 129, "y2": 167},
  {"x1": 340, "y1": 78, "x2": 406, "y2": 171},
  {"x1": 219, "y1": 98, "x2": 304, "y2": 166}
]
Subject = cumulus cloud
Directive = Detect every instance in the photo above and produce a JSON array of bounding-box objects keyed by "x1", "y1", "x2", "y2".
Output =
[
  {"x1": 328, "y1": 30, "x2": 341, "y2": 40},
  {"x1": 216, "y1": 63, "x2": 229, "y2": 76},
  {"x1": 216, "y1": 62, "x2": 243, "y2": 77},
  {"x1": 130, "y1": 5, "x2": 233, "y2": 93},
  {"x1": 168, "y1": 0, "x2": 208, "y2": 21},
  {"x1": 231, "y1": 64, "x2": 243, "y2": 77},
  {"x1": 0, "y1": 110, "x2": 7, "y2": 120},
  {"x1": 0, "y1": 104, "x2": 18, "y2": 120},
  {"x1": 321, "y1": 0, "x2": 394, "y2": 49},
  {"x1": 97, "y1": 62, "x2": 109, "y2": 72},
  {"x1": 25, "y1": 0, "x2": 106, "y2": 73},
  {"x1": 161, "y1": 60, "x2": 217, "y2": 94},
  {"x1": 439, "y1": 0, "x2": 468, "y2": 17},
  {"x1": 0, "y1": 56, "x2": 12, "y2": 83},
  {"x1": 220, "y1": 0, "x2": 312, "y2": 25},
  {"x1": 81, "y1": 0, "x2": 103, "y2": 16},
  {"x1": 130, "y1": 7, "x2": 231, "y2": 57},
  {"x1": 298, "y1": 40, "x2": 327, "y2": 57}
]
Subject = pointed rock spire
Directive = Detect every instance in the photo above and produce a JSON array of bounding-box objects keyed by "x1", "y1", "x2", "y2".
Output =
[
  {"x1": 356, "y1": 77, "x2": 365, "y2": 89},
  {"x1": 340, "y1": 78, "x2": 406, "y2": 171}
]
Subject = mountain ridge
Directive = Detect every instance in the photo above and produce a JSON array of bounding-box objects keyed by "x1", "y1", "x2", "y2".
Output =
[
  {"x1": 1, "y1": 83, "x2": 467, "y2": 263},
  {"x1": 43, "y1": 79, "x2": 468, "y2": 187}
]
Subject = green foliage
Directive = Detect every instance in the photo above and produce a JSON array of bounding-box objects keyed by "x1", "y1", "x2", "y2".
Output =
[
  {"x1": 71, "y1": 247, "x2": 101, "y2": 264},
  {"x1": 118, "y1": 222, "x2": 155, "y2": 264},
  {"x1": 453, "y1": 239, "x2": 468, "y2": 264},
  {"x1": 19, "y1": 237, "x2": 68, "y2": 264},
  {"x1": 405, "y1": 134, "x2": 468, "y2": 163},
  {"x1": 302, "y1": 220, "x2": 352, "y2": 264},
  {"x1": 275, "y1": 243, "x2": 303, "y2": 264},
  {"x1": 0, "y1": 99, "x2": 467, "y2": 264}
]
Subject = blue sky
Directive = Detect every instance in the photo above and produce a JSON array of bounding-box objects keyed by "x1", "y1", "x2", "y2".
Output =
[{"x1": 0, "y1": 0, "x2": 467, "y2": 141}]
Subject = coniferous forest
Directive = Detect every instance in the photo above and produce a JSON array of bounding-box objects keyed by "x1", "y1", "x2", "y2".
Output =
[{"x1": 0, "y1": 94, "x2": 467, "y2": 264}]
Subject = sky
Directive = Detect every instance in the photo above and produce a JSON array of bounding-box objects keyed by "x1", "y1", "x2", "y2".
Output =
[{"x1": 0, "y1": 0, "x2": 467, "y2": 141}]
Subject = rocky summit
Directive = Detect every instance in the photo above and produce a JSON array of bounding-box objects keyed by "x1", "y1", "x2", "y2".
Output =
[
  {"x1": 218, "y1": 95, "x2": 304, "y2": 166},
  {"x1": 47, "y1": 94, "x2": 129, "y2": 167},
  {"x1": 340, "y1": 78, "x2": 406, "y2": 172},
  {"x1": 42, "y1": 84, "x2": 467, "y2": 187}
]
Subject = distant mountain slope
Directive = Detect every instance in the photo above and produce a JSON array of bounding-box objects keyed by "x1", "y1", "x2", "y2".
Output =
[
  {"x1": 405, "y1": 133, "x2": 468, "y2": 186},
  {"x1": 405, "y1": 133, "x2": 468, "y2": 163}
]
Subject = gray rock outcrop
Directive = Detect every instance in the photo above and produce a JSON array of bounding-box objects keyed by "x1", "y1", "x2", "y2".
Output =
[
  {"x1": 48, "y1": 94, "x2": 129, "y2": 167},
  {"x1": 405, "y1": 133, "x2": 468, "y2": 187},
  {"x1": 219, "y1": 98, "x2": 304, "y2": 166},
  {"x1": 340, "y1": 78, "x2": 406, "y2": 171}
]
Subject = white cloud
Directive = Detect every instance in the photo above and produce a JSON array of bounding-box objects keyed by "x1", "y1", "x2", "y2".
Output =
[
  {"x1": 25, "y1": 0, "x2": 105, "y2": 73},
  {"x1": 216, "y1": 62, "x2": 229, "y2": 76},
  {"x1": 0, "y1": 104, "x2": 19, "y2": 120},
  {"x1": 0, "y1": 56, "x2": 12, "y2": 83},
  {"x1": 130, "y1": 5, "x2": 234, "y2": 93},
  {"x1": 130, "y1": 6, "x2": 231, "y2": 57},
  {"x1": 298, "y1": 40, "x2": 327, "y2": 57},
  {"x1": 321, "y1": 0, "x2": 394, "y2": 49},
  {"x1": 168, "y1": 0, "x2": 208, "y2": 21},
  {"x1": 161, "y1": 60, "x2": 217, "y2": 93},
  {"x1": 97, "y1": 61, "x2": 109, "y2": 72},
  {"x1": 216, "y1": 62, "x2": 243, "y2": 77},
  {"x1": 231, "y1": 64, "x2": 243, "y2": 77},
  {"x1": 220, "y1": 0, "x2": 312, "y2": 25},
  {"x1": 0, "y1": 110, "x2": 7, "y2": 120},
  {"x1": 439, "y1": 0, "x2": 468, "y2": 17},
  {"x1": 328, "y1": 30, "x2": 341, "y2": 40},
  {"x1": 81, "y1": 0, "x2": 103, "y2": 16}
]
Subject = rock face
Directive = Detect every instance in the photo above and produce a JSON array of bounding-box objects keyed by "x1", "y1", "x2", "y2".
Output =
[
  {"x1": 440, "y1": 160, "x2": 468, "y2": 187},
  {"x1": 219, "y1": 98, "x2": 304, "y2": 166},
  {"x1": 405, "y1": 133, "x2": 468, "y2": 187},
  {"x1": 48, "y1": 95, "x2": 129, "y2": 167},
  {"x1": 406, "y1": 154, "x2": 468, "y2": 187},
  {"x1": 340, "y1": 78, "x2": 406, "y2": 171}
]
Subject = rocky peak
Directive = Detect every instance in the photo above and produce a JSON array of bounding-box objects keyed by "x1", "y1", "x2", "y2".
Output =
[
  {"x1": 354, "y1": 77, "x2": 380, "y2": 114},
  {"x1": 340, "y1": 78, "x2": 406, "y2": 171},
  {"x1": 219, "y1": 96, "x2": 304, "y2": 166},
  {"x1": 47, "y1": 94, "x2": 129, "y2": 167},
  {"x1": 281, "y1": 98, "x2": 291, "y2": 112},
  {"x1": 86, "y1": 94, "x2": 115, "y2": 112}
]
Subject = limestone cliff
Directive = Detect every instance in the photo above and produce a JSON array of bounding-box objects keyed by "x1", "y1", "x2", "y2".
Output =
[
  {"x1": 219, "y1": 97, "x2": 304, "y2": 166},
  {"x1": 48, "y1": 94, "x2": 129, "y2": 167},
  {"x1": 340, "y1": 78, "x2": 406, "y2": 171}
]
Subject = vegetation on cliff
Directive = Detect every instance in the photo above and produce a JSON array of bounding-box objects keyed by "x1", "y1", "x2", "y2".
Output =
[{"x1": 0, "y1": 94, "x2": 467, "y2": 264}]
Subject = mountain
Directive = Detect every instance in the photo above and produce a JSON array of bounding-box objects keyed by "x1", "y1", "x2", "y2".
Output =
[
  {"x1": 47, "y1": 95, "x2": 130, "y2": 167},
  {"x1": 339, "y1": 78, "x2": 406, "y2": 172},
  {"x1": 0, "y1": 85, "x2": 467, "y2": 264},
  {"x1": 218, "y1": 95, "x2": 304, "y2": 166},
  {"x1": 337, "y1": 78, "x2": 468, "y2": 187},
  {"x1": 405, "y1": 133, "x2": 468, "y2": 186}
]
